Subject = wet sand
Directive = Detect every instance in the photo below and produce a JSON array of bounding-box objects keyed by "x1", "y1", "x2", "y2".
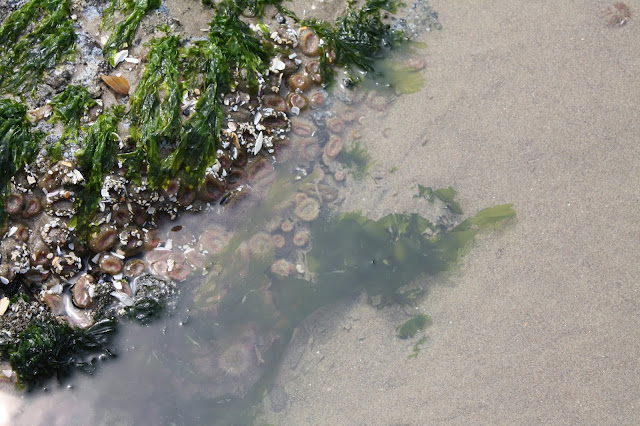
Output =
[{"x1": 259, "y1": 0, "x2": 640, "y2": 424}]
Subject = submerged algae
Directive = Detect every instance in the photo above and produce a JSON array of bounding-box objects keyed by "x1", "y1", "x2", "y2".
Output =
[
  {"x1": 396, "y1": 313, "x2": 431, "y2": 338},
  {"x1": 301, "y1": 0, "x2": 407, "y2": 87}
]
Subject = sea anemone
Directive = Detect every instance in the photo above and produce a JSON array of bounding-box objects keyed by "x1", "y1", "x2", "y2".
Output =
[
  {"x1": 99, "y1": 253, "x2": 124, "y2": 275},
  {"x1": 298, "y1": 29, "x2": 320, "y2": 56},
  {"x1": 293, "y1": 231, "x2": 310, "y2": 247},
  {"x1": 22, "y1": 196, "x2": 42, "y2": 218},
  {"x1": 167, "y1": 252, "x2": 191, "y2": 282},
  {"x1": 124, "y1": 259, "x2": 146, "y2": 277},
  {"x1": 305, "y1": 60, "x2": 323, "y2": 81},
  {"x1": 287, "y1": 93, "x2": 309, "y2": 112},
  {"x1": 271, "y1": 234, "x2": 286, "y2": 248},
  {"x1": 218, "y1": 342, "x2": 255, "y2": 377},
  {"x1": 89, "y1": 225, "x2": 118, "y2": 252},
  {"x1": 294, "y1": 198, "x2": 320, "y2": 222},
  {"x1": 324, "y1": 135, "x2": 343, "y2": 159},
  {"x1": 262, "y1": 94, "x2": 288, "y2": 112},
  {"x1": 270, "y1": 259, "x2": 295, "y2": 276},
  {"x1": 5, "y1": 193, "x2": 23, "y2": 216},
  {"x1": 198, "y1": 225, "x2": 232, "y2": 256},
  {"x1": 72, "y1": 274, "x2": 95, "y2": 308},
  {"x1": 280, "y1": 220, "x2": 294, "y2": 233},
  {"x1": 325, "y1": 116, "x2": 345, "y2": 134},
  {"x1": 288, "y1": 73, "x2": 311, "y2": 92}
]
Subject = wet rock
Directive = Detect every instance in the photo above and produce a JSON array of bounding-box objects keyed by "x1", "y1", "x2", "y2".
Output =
[
  {"x1": 268, "y1": 384, "x2": 289, "y2": 413},
  {"x1": 43, "y1": 63, "x2": 76, "y2": 89}
]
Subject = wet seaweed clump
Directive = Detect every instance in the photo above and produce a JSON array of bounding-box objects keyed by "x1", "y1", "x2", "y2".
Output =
[
  {"x1": 0, "y1": 0, "x2": 76, "y2": 95},
  {"x1": 0, "y1": 314, "x2": 116, "y2": 389},
  {"x1": 50, "y1": 85, "x2": 98, "y2": 148},
  {"x1": 72, "y1": 106, "x2": 125, "y2": 231}
]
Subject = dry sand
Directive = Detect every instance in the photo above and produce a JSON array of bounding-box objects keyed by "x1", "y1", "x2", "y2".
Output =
[{"x1": 259, "y1": 0, "x2": 640, "y2": 424}]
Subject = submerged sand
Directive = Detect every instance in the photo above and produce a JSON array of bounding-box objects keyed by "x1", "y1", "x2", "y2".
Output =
[{"x1": 259, "y1": 0, "x2": 640, "y2": 424}]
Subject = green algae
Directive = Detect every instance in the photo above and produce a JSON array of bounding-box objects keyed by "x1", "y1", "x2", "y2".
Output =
[
  {"x1": 125, "y1": 33, "x2": 182, "y2": 188},
  {"x1": 0, "y1": 316, "x2": 116, "y2": 389},
  {"x1": 408, "y1": 336, "x2": 427, "y2": 359},
  {"x1": 0, "y1": 0, "x2": 76, "y2": 95},
  {"x1": 50, "y1": 85, "x2": 98, "y2": 147},
  {"x1": 0, "y1": 98, "x2": 43, "y2": 225},
  {"x1": 301, "y1": 0, "x2": 407, "y2": 87},
  {"x1": 102, "y1": 0, "x2": 161, "y2": 66},
  {"x1": 72, "y1": 106, "x2": 125, "y2": 231},
  {"x1": 338, "y1": 140, "x2": 375, "y2": 179},
  {"x1": 396, "y1": 313, "x2": 431, "y2": 338}
]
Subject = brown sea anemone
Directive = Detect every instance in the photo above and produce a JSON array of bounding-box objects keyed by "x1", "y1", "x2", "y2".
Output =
[
  {"x1": 124, "y1": 259, "x2": 146, "y2": 277},
  {"x1": 5, "y1": 193, "x2": 23, "y2": 216},
  {"x1": 325, "y1": 116, "x2": 345, "y2": 134},
  {"x1": 270, "y1": 259, "x2": 295, "y2": 276},
  {"x1": 72, "y1": 274, "x2": 95, "y2": 308},
  {"x1": 292, "y1": 231, "x2": 310, "y2": 247},
  {"x1": 305, "y1": 60, "x2": 323, "y2": 84},
  {"x1": 288, "y1": 73, "x2": 311, "y2": 92},
  {"x1": 298, "y1": 29, "x2": 320, "y2": 57},
  {"x1": 218, "y1": 343, "x2": 255, "y2": 377},
  {"x1": 99, "y1": 253, "x2": 124, "y2": 275},
  {"x1": 324, "y1": 135, "x2": 343, "y2": 159},
  {"x1": 287, "y1": 92, "x2": 309, "y2": 112},
  {"x1": 89, "y1": 225, "x2": 118, "y2": 252},
  {"x1": 294, "y1": 198, "x2": 320, "y2": 222},
  {"x1": 22, "y1": 196, "x2": 42, "y2": 218},
  {"x1": 262, "y1": 94, "x2": 288, "y2": 112}
]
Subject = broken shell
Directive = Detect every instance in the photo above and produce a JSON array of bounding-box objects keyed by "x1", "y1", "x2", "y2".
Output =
[
  {"x1": 113, "y1": 50, "x2": 129, "y2": 66},
  {"x1": 100, "y1": 73, "x2": 130, "y2": 95}
]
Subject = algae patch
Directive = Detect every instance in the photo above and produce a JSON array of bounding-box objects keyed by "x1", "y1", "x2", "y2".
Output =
[
  {"x1": 0, "y1": 0, "x2": 76, "y2": 95},
  {"x1": 396, "y1": 313, "x2": 431, "y2": 338}
]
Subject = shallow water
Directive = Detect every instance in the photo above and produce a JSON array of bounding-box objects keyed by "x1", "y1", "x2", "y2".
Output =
[{"x1": 0, "y1": 2, "x2": 453, "y2": 421}]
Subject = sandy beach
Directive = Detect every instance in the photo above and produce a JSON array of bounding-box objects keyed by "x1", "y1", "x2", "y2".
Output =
[{"x1": 259, "y1": 0, "x2": 640, "y2": 424}]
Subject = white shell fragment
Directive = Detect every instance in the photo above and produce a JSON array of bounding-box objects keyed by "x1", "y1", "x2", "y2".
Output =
[
  {"x1": 113, "y1": 49, "x2": 129, "y2": 66},
  {"x1": 0, "y1": 297, "x2": 9, "y2": 315},
  {"x1": 124, "y1": 56, "x2": 140, "y2": 64},
  {"x1": 110, "y1": 291, "x2": 134, "y2": 306},
  {"x1": 270, "y1": 57, "x2": 286, "y2": 72},
  {"x1": 253, "y1": 131, "x2": 264, "y2": 155}
]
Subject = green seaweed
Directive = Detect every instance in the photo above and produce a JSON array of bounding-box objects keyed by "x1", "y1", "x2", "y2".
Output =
[
  {"x1": 414, "y1": 184, "x2": 435, "y2": 203},
  {"x1": 72, "y1": 106, "x2": 125, "y2": 231},
  {"x1": 169, "y1": 6, "x2": 272, "y2": 186},
  {"x1": 50, "y1": 85, "x2": 98, "y2": 147},
  {"x1": 102, "y1": 0, "x2": 161, "y2": 66},
  {"x1": 0, "y1": 98, "x2": 43, "y2": 225},
  {"x1": 433, "y1": 186, "x2": 463, "y2": 214},
  {"x1": 0, "y1": 0, "x2": 76, "y2": 95},
  {"x1": 338, "y1": 140, "x2": 375, "y2": 179},
  {"x1": 0, "y1": 317, "x2": 117, "y2": 389},
  {"x1": 125, "y1": 33, "x2": 182, "y2": 188},
  {"x1": 408, "y1": 336, "x2": 427, "y2": 359},
  {"x1": 396, "y1": 313, "x2": 430, "y2": 338},
  {"x1": 301, "y1": 0, "x2": 407, "y2": 87}
]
